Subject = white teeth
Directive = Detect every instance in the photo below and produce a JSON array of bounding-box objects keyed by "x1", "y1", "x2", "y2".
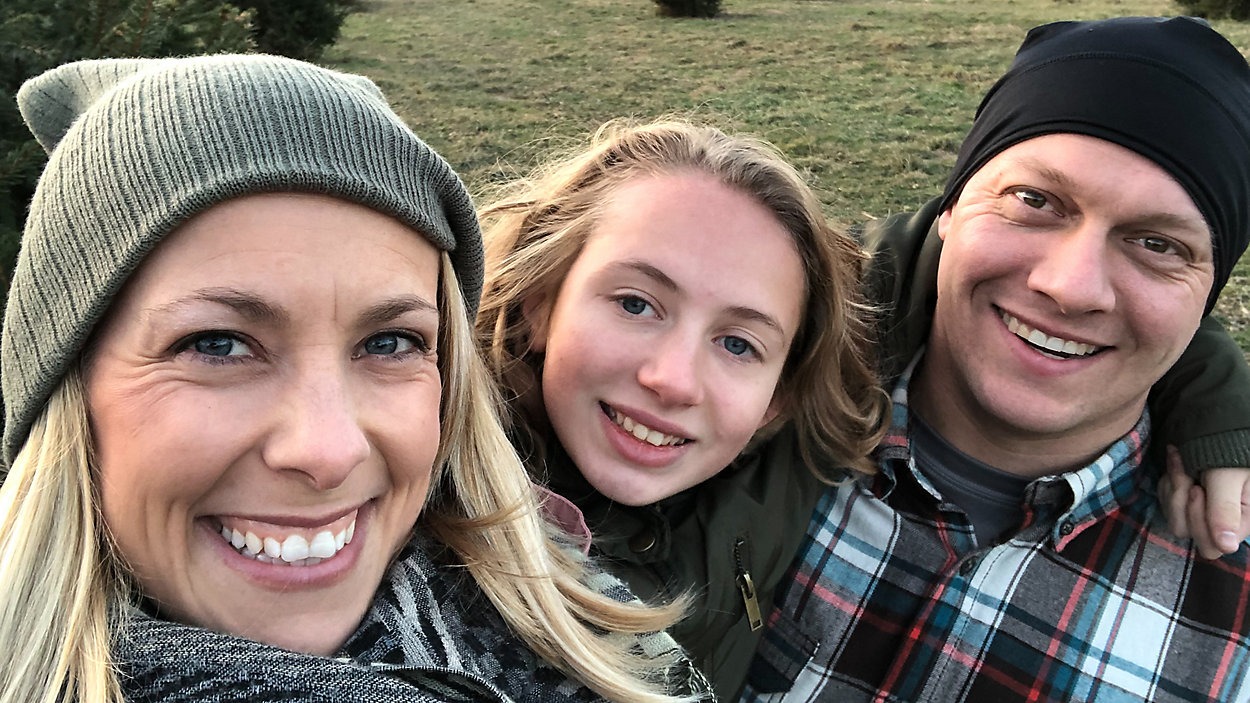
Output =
[
  {"x1": 280, "y1": 535, "x2": 309, "y2": 563},
  {"x1": 308, "y1": 531, "x2": 337, "y2": 559},
  {"x1": 611, "y1": 408, "x2": 686, "y2": 447},
  {"x1": 219, "y1": 518, "x2": 357, "y2": 566},
  {"x1": 1001, "y1": 312, "x2": 1099, "y2": 358}
]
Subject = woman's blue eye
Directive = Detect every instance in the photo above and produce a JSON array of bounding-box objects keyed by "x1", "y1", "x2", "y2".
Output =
[
  {"x1": 362, "y1": 333, "x2": 418, "y2": 356},
  {"x1": 620, "y1": 296, "x2": 650, "y2": 315},
  {"x1": 193, "y1": 334, "x2": 245, "y2": 357},
  {"x1": 721, "y1": 336, "x2": 753, "y2": 357}
]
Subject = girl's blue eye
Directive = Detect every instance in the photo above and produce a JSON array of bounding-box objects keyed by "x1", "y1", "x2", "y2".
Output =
[
  {"x1": 620, "y1": 296, "x2": 650, "y2": 315},
  {"x1": 193, "y1": 334, "x2": 246, "y2": 357},
  {"x1": 362, "y1": 332, "x2": 419, "y2": 356},
  {"x1": 721, "y1": 336, "x2": 753, "y2": 357}
]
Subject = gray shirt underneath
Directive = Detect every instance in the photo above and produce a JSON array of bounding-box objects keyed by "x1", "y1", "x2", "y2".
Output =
[{"x1": 909, "y1": 412, "x2": 1031, "y2": 545}]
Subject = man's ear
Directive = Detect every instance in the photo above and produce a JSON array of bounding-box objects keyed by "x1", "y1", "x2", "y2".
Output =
[
  {"x1": 522, "y1": 294, "x2": 551, "y2": 353},
  {"x1": 937, "y1": 208, "x2": 953, "y2": 241}
]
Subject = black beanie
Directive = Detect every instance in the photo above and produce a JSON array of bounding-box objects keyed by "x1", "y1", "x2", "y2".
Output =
[{"x1": 939, "y1": 16, "x2": 1250, "y2": 315}]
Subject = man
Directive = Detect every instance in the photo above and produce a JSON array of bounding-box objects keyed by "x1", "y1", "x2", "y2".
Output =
[{"x1": 742, "y1": 17, "x2": 1250, "y2": 703}]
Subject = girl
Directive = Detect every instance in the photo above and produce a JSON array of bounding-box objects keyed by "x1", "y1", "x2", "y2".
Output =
[{"x1": 477, "y1": 120, "x2": 887, "y2": 699}]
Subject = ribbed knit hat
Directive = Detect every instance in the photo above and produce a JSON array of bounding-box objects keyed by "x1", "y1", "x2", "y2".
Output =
[
  {"x1": 938, "y1": 16, "x2": 1250, "y2": 315},
  {"x1": 4, "y1": 54, "x2": 484, "y2": 465}
]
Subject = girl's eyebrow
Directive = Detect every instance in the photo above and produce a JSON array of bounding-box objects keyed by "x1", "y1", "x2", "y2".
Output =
[
  {"x1": 607, "y1": 260, "x2": 787, "y2": 335},
  {"x1": 147, "y1": 287, "x2": 287, "y2": 324},
  {"x1": 609, "y1": 259, "x2": 679, "y2": 292}
]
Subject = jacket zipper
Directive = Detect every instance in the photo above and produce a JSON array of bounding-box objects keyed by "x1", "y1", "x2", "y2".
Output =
[{"x1": 734, "y1": 536, "x2": 763, "y2": 631}]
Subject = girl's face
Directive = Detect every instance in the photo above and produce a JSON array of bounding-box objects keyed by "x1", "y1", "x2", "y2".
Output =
[
  {"x1": 86, "y1": 193, "x2": 443, "y2": 654},
  {"x1": 528, "y1": 171, "x2": 806, "y2": 506}
]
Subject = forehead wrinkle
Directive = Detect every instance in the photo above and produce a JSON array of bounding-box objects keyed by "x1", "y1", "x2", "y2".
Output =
[{"x1": 146, "y1": 287, "x2": 289, "y2": 325}]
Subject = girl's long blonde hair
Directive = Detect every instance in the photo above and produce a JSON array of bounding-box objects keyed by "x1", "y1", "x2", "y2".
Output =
[
  {"x1": 477, "y1": 118, "x2": 888, "y2": 482},
  {"x1": 0, "y1": 254, "x2": 693, "y2": 703}
]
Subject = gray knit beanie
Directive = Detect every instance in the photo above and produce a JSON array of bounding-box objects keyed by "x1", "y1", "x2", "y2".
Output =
[{"x1": 3, "y1": 54, "x2": 484, "y2": 465}]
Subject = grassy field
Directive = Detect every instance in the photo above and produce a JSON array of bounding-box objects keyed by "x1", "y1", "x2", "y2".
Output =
[{"x1": 324, "y1": 0, "x2": 1250, "y2": 354}]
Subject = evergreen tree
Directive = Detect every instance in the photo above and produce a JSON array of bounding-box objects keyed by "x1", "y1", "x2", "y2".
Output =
[{"x1": 0, "y1": 0, "x2": 254, "y2": 300}]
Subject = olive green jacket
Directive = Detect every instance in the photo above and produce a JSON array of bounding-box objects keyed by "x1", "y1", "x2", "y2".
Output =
[
  {"x1": 542, "y1": 430, "x2": 822, "y2": 702},
  {"x1": 549, "y1": 197, "x2": 1250, "y2": 700}
]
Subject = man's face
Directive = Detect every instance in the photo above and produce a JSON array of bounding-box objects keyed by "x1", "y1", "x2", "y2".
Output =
[{"x1": 918, "y1": 133, "x2": 1215, "y2": 474}]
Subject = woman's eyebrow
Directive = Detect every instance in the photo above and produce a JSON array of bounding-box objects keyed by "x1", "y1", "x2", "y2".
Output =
[
  {"x1": 358, "y1": 296, "x2": 439, "y2": 326},
  {"x1": 146, "y1": 287, "x2": 288, "y2": 325}
]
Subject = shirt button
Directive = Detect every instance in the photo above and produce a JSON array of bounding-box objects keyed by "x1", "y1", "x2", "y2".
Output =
[
  {"x1": 959, "y1": 557, "x2": 978, "y2": 575},
  {"x1": 1060, "y1": 521, "x2": 1075, "y2": 536},
  {"x1": 629, "y1": 530, "x2": 657, "y2": 554}
]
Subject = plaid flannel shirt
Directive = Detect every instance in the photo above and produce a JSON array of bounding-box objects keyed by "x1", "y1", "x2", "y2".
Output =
[{"x1": 741, "y1": 361, "x2": 1250, "y2": 703}]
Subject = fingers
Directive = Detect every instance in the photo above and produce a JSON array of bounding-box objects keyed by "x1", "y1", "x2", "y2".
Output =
[
  {"x1": 1200, "y1": 467, "x2": 1250, "y2": 556},
  {"x1": 1160, "y1": 446, "x2": 1194, "y2": 540},
  {"x1": 1188, "y1": 484, "x2": 1224, "y2": 560}
]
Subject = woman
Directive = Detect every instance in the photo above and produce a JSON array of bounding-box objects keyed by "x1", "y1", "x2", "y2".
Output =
[{"x1": 0, "y1": 56, "x2": 704, "y2": 703}]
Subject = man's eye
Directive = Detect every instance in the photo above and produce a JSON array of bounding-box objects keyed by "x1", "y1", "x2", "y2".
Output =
[
  {"x1": 1135, "y1": 236, "x2": 1177, "y2": 255},
  {"x1": 1014, "y1": 189, "x2": 1048, "y2": 209}
]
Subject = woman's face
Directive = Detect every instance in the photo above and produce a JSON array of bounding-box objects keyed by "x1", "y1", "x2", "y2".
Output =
[
  {"x1": 86, "y1": 193, "x2": 443, "y2": 654},
  {"x1": 528, "y1": 171, "x2": 806, "y2": 506}
]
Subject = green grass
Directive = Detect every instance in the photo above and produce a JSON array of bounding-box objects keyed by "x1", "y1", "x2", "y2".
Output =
[{"x1": 324, "y1": 0, "x2": 1250, "y2": 353}]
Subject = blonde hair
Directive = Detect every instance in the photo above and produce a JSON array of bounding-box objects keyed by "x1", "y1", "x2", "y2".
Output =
[
  {"x1": 478, "y1": 118, "x2": 888, "y2": 481},
  {"x1": 0, "y1": 254, "x2": 693, "y2": 703},
  {"x1": 423, "y1": 257, "x2": 692, "y2": 701},
  {"x1": 0, "y1": 369, "x2": 125, "y2": 703}
]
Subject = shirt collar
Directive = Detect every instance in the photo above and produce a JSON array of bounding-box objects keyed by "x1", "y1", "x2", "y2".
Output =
[{"x1": 875, "y1": 350, "x2": 1153, "y2": 549}]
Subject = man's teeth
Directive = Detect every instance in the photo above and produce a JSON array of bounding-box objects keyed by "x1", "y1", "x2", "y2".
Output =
[
  {"x1": 1002, "y1": 312, "x2": 1099, "y2": 358},
  {"x1": 607, "y1": 407, "x2": 687, "y2": 447},
  {"x1": 219, "y1": 519, "x2": 355, "y2": 566}
]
